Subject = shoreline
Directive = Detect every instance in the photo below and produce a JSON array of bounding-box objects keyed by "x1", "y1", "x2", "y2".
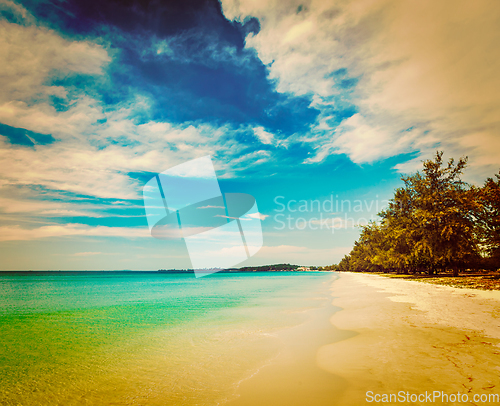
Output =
[
  {"x1": 321, "y1": 273, "x2": 500, "y2": 404},
  {"x1": 227, "y1": 272, "x2": 500, "y2": 405},
  {"x1": 226, "y1": 274, "x2": 348, "y2": 406}
]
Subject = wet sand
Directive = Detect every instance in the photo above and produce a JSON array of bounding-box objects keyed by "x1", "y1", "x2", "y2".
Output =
[
  {"x1": 228, "y1": 272, "x2": 500, "y2": 405},
  {"x1": 227, "y1": 295, "x2": 350, "y2": 406}
]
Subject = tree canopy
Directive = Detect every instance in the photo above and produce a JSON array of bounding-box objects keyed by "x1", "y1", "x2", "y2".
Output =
[{"x1": 338, "y1": 152, "x2": 499, "y2": 275}]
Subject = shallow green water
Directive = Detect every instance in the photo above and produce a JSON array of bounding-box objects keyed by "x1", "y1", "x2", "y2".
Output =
[{"x1": 0, "y1": 272, "x2": 334, "y2": 405}]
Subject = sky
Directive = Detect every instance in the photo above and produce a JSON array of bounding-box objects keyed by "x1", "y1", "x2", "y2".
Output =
[{"x1": 0, "y1": 0, "x2": 499, "y2": 270}]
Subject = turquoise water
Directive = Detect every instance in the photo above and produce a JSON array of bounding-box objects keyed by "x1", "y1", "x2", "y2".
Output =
[{"x1": 0, "y1": 271, "x2": 334, "y2": 405}]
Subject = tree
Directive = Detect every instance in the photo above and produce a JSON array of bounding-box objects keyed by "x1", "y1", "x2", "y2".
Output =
[
  {"x1": 338, "y1": 152, "x2": 484, "y2": 276},
  {"x1": 480, "y1": 172, "x2": 500, "y2": 269}
]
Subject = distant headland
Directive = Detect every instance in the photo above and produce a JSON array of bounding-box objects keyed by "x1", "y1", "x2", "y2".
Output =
[{"x1": 157, "y1": 264, "x2": 335, "y2": 274}]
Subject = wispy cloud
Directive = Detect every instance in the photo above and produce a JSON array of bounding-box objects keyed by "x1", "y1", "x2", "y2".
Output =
[
  {"x1": 72, "y1": 251, "x2": 102, "y2": 257},
  {"x1": 0, "y1": 196, "x2": 142, "y2": 218},
  {"x1": 0, "y1": 224, "x2": 149, "y2": 241},
  {"x1": 0, "y1": 15, "x2": 110, "y2": 106},
  {"x1": 245, "y1": 212, "x2": 269, "y2": 221},
  {"x1": 253, "y1": 126, "x2": 274, "y2": 145},
  {"x1": 145, "y1": 30, "x2": 256, "y2": 69}
]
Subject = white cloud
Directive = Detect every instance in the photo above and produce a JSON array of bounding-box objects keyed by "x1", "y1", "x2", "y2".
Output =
[
  {"x1": 245, "y1": 212, "x2": 269, "y2": 220},
  {"x1": 221, "y1": 0, "x2": 500, "y2": 180},
  {"x1": 0, "y1": 16, "x2": 250, "y2": 208},
  {"x1": 253, "y1": 126, "x2": 274, "y2": 145},
  {"x1": 143, "y1": 29, "x2": 256, "y2": 69},
  {"x1": 0, "y1": 19, "x2": 110, "y2": 105},
  {"x1": 0, "y1": 10, "x2": 273, "y2": 221},
  {"x1": 0, "y1": 0, "x2": 34, "y2": 24},
  {"x1": 0, "y1": 224, "x2": 149, "y2": 241},
  {"x1": 72, "y1": 252, "x2": 102, "y2": 257},
  {"x1": 0, "y1": 195, "x2": 142, "y2": 220},
  {"x1": 0, "y1": 98, "x2": 256, "y2": 202},
  {"x1": 307, "y1": 113, "x2": 425, "y2": 164}
]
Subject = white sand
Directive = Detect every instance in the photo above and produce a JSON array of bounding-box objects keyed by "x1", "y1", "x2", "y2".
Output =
[
  {"x1": 318, "y1": 273, "x2": 500, "y2": 405},
  {"x1": 345, "y1": 273, "x2": 500, "y2": 339}
]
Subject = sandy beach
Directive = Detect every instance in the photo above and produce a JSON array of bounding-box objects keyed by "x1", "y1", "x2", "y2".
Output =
[
  {"x1": 2, "y1": 272, "x2": 499, "y2": 405},
  {"x1": 230, "y1": 273, "x2": 500, "y2": 405}
]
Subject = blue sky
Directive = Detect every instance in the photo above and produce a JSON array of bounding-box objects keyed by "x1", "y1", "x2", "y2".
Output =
[{"x1": 0, "y1": 0, "x2": 499, "y2": 270}]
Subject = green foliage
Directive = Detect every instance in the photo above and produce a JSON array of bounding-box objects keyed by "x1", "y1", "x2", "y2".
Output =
[
  {"x1": 316, "y1": 264, "x2": 338, "y2": 271},
  {"x1": 479, "y1": 172, "x2": 500, "y2": 266},
  {"x1": 337, "y1": 152, "x2": 499, "y2": 274},
  {"x1": 237, "y1": 263, "x2": 300, "y2": 272}
]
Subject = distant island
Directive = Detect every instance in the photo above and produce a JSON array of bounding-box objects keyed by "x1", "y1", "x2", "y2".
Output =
[{"x1": 157, "y1": 264, "x2": 335, "y2": 273}]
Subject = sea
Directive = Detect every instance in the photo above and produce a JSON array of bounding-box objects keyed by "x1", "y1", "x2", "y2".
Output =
[{"x1": 0, "y1": 271, "x2": 334, "y2": 405}]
